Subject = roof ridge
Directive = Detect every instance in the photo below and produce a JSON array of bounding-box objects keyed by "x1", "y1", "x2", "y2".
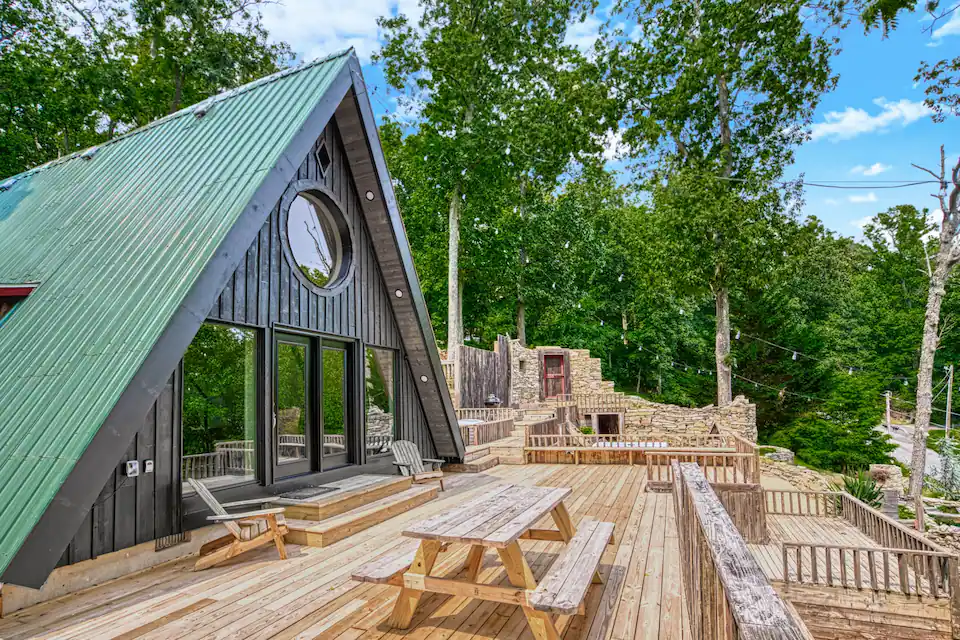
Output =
[{"x1": 6, "y1": 48, "x2": 355, "y2": 183}]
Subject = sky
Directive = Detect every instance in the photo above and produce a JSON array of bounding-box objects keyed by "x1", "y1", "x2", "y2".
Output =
[{"x1": 254, "y1": 1, "x2": 959, "y2": 239}]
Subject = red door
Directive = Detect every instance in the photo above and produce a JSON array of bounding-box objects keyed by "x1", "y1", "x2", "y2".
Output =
[{"x1": 543, "y1": 354, "x2": 566, "y2": 398}]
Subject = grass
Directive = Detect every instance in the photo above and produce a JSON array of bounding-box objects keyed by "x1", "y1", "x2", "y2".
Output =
[{"x1": 758, "y1": 446, "x2": 777, "y2": 455}]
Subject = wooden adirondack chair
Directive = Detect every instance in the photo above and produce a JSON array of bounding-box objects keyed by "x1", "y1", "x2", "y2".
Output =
[
  {"x1": 391, "y1": 440, "x2": 445, "y2": 491},
  {"x1": 188, "y1": 478, "x2": 289, "y2": 570}
]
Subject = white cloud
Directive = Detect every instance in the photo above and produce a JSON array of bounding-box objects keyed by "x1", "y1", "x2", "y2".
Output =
[
  {"x1": 565, "y1": 15, "x2": 602, "y2": 52},
  {"x1": 850, "y1": 162, "x2": 892, "y2": 176},
  {"x1": 600, "y1": 128, "x2": 629, "y2": 162},
  {"x1": 257, "y1": 0, "x2": 423, "y2": 64},
  {"x1": 932, "y1": 10, "x2": 960, "y2": 40},
  {"x1": 852, "y1": 215, "x2": 873, "y2": 230},
  {"x1": 810, "y1": 98, "x2": 932, "y2": 141},
  {"x1": 825, "y1": 198, "x2": 839, "y2": 206},
  {"x1": 848, "y1": 192, "x2": 878, "y2": 204}
]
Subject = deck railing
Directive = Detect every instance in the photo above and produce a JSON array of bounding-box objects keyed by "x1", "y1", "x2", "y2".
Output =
[
  {"x1": 673, "y1": 462, "x2": 812, "y2": 640},
  {"x1": 459, "y1": 417, "x2": 515, "y2": 447},
  {"x1": 554, "y1": 393, "x2": 627, "y2": 410},
  {"x1": 781, "y1": 541, "x2": 958, "y2": 599},
  {"x1": 524, "y1": 416, "x2": 561, "y2": 439},
  {"x1": 765, "y1": 489, "x2": 952, "y2": 554},
  {"x1": 648, "y1": 451, "x2": 761, "y2": 486},
  {"x1": 440, "y1": 360, "x2": 455, "y2": 388},
  {"x1": 526, "y1": 432, "x2": 732, "y2": 450},
  {"x1": 456, "y1": 407, "x2": 514, "y2": 421}
]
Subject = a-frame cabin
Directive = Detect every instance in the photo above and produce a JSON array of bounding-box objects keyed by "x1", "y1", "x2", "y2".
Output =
[{"x1": 0, "y1": 49, "x2": 463, "y2": 591}]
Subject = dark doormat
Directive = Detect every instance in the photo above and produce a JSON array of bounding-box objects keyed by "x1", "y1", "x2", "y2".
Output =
[{"x1": 278, "y1": 486, "x2": 339, "y2": 501}]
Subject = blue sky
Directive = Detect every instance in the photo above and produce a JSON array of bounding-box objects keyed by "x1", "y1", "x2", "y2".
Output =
[{"x1": 257, "y1": 1, "x2": 959, "y2": 239}]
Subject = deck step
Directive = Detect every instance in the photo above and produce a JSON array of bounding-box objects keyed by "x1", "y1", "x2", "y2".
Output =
[
  {"x1": 270, "y1": 475, "x2": 412, "y2": 522},
  {"x1": 447, "y1": 454, "x2": 500, "y2": 473},
  {"x1": 286, "y1": 485, "x2": 438, "y2": 547},
  {"x1": 462, "y1": 447, "x2": 491, "y2": 463}
]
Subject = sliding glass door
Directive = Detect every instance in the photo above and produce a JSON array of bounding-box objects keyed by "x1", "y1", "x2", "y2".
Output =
[{"x1": 274, "y1": 332, "x2": 353, "y2": 479}]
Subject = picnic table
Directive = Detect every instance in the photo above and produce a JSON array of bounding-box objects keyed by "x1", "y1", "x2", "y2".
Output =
[{"x1": 353, "y1": 483, "x2": 615, "y2": 640}]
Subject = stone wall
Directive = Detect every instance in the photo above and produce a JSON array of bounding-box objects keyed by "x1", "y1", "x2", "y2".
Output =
[
  {"x1": 567, "y1": 349, "x2": 608, "y2": 395},
  {"x1": 623, "y1": 394, "x2": 758, "y2": 442},
  {"x1": 759, "y1": 458, "x2": 836, "y2": 491},
  {"x1": 509, "y1": 340, "x2": 541, "y2": 406}
]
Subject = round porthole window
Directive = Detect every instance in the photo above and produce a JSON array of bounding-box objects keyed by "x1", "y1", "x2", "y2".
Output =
[{"x1": 282, "y1": 185, "x2": 352, "y2": 292}]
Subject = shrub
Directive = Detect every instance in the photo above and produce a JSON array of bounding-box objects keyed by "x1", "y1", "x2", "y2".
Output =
[
  {"x1": 579, "y1": 426, "x2": 594, "y2": 434},
  {"x1": 830, "y1": 471, "x2": 882, "y2": 509}
]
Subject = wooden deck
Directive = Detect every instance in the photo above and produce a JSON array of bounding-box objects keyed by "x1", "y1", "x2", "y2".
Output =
[
  {"x1": 749, "y1": 514, "x2": 942, "y2": 596},
  {"x1": 0, "y1": 465, "x2": 691, "y2": 640}
]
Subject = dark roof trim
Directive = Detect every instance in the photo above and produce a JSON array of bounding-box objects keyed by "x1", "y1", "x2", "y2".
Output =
[
  {"x1": 0, "y1": 60, "x2": 357, "y2": 589},
  {"x1": 336, "y1": 57, "x2": 463, "y2": 458}
]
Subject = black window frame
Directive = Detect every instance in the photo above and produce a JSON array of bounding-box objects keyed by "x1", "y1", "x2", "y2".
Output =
[{"x1": 363, "y1": 344, "x2": 399, "y2": 458}]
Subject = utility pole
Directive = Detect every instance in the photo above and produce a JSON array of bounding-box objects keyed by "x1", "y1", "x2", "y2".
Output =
[
  {"x1": 885, "y1": 391, "x2": 892, "y2": 431},
  {"x1": 947, "y1": 364, "x2": 955, "y2": 438}
]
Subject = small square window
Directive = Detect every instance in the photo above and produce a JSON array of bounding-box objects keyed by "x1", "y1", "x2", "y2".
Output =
[{"x1": 316, "y1": 139, "x2": 332, "y2": 178}]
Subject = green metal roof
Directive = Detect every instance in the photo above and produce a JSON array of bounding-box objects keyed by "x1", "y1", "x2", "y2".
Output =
[{"x1": 0, "y1": 50, "x2": 352, "y2": 577}]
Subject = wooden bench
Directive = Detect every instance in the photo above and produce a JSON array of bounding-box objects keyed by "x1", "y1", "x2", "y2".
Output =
[
  {"x1": 353, "y1": 546, "x2": 420, "y2": 586},
  {"x1": 528, "y1": 518, "x2": 614, "y2": 615}
]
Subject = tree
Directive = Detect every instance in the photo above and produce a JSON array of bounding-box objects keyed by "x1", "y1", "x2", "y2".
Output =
[
  {"x1": 0, "y1": 0, "x2": 290, "y2": 178},
  {"x1": 909, "y1": 148, "x2": 960, "y2": 498},
  {"x1": 609, "y1": 0, "x2": 835, "y2": 405},
  {"x1": 376, "y1": 0, "x2": 618, "y2": 352}
]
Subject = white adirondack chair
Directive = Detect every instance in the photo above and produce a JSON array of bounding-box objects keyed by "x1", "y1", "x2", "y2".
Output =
[
  {"x1": 391, "y1": 440, "x2": 445, "y2": 491},
  {"x1": 188, "y1": 478, "x2": 289, "y2": 570}
]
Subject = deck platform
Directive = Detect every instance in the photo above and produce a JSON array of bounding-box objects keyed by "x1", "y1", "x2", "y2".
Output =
[{"x1": 0, "y1": 465, "x2": 691, "y2": 640}]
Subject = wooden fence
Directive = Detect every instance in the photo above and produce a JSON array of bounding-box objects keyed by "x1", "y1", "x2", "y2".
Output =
[
  {"x1": 456, "y1": 407, "x2": 514, "y2": 421},
  {"x1": 526, "y1": 432, "x2": 732, "y2": 450},
  {"x1": 647, "y1": 451, "x2": 761, "y2": 488},
  {"x1": 554, "y1": 393, "x2": 628, "y2": 410},
  {"x1": 458, "y1": 418, "x2": 515, "y2": 447},
  {"x1": 450, "y1": 336, "x2": 511, "y2": 408},
  {"x1": 673, "y1": 462, "x2": 813, "y2": 640},
  {"x1": 714, "y1": 483, "x2": 768, "y2": 544},
  {"x1": 781, "y1": 542, "x2": 958, "y2": 599}
]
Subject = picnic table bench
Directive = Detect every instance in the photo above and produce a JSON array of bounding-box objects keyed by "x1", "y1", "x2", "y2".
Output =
[{"x1": 352, "y1": 484, "x2": 614, "y2": 640}]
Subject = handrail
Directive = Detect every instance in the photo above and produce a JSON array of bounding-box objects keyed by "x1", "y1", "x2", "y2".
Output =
[
  {"x1": 553, "y1": 393, "x2": 627, "y2": 409},
  {"x1": 525, "y1": 433, "x2": 733, "y2": 449},
  {"x1": 456, "y1": 407, "x2": 514, "y2": 421},
  {"x1": 649, "y1": 451, "x2": 761, "y2": 485},
  {"x1": 673, "y1": 462, "x2": 813, "y2": 640},
  {"x1": 782, "y1": 541, "x2": 957, "y2": 599},
  {"x1": 763, "y1": 490, "x2": 951, "y2": 555},
  {"x1": 459, "y1": 417, "x2": 515, "y2": 447}
]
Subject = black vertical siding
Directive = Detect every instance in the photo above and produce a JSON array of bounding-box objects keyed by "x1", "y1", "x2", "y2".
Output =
[
  {"x1": 60, "y1": 118, "x2": 438, "y2": 566},
  {"x1": 204, "y1": 122, "x2": 432, "y2": 456},
  {"x1": 58, "y1": 371, "x2": 181, "y2": 566}
]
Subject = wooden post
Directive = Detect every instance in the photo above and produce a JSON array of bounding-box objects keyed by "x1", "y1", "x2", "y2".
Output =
[
  {"x1": 948, "y1": 364, "x2": 955, "y2": 438},
  {"x1": 886, "y1": 391, "x2": 892, "y2": 431},
  {"x1": 915, "y1": 493, "x2": 927, "y2": 532}
]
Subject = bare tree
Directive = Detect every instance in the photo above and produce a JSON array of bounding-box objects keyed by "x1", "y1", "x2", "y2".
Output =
[{"x1": 909, "y1": 146, "x2": 960, "y2": 498}]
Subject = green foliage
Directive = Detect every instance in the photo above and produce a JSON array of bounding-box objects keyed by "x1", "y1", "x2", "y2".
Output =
[
  {"x1": 771, "y1": 374, "x2": 895, "y2": 472},
  {"x1": 0, "y1": 0, "x2": 290, "y2": 178},
  {"x1": 830, "y1": 471, "x2": 883, "y2": 509},
  {"x1": 182, "y1": 324, "x2": 256, "y2": 455},
  {"x1": 579, "y1": 426, "x2": 595, "y2": 435}
]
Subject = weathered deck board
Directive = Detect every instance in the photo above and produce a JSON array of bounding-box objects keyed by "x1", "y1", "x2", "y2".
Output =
[{"x1": 0, "y1": 465, "x2": 692, "y2": 640}]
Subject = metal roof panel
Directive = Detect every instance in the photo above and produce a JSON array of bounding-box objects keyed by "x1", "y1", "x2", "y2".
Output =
[{"x1": 0, "y1": 50, "x2": 352, "y2": 576}]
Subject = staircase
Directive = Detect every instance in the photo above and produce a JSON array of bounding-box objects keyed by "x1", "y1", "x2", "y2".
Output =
[{"x1": 279, "y1": 475, "x2": 438, "y2": 548}]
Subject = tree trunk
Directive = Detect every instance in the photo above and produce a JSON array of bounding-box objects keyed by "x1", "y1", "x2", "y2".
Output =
[
  {"x1": 622, "y1": 312, "x2": 628, "y2": 345},
  {"x1": 909, "y1": 257, "x2": 951, "y2": 497},
  {"x1": 170, "y1": 66, "x2": 184, "y2": 115},
  {"x1": 517, "y1": 245, "x2": 526, "y2": 346},
  {"x1": 516, "y1": 301, "x2": 526, "y2": 346},
  {"x1": 715, "y1": 287, "x2": 732, "y2": 405},
  {"x1": 447, "y1": 183, "x2": 463, "y2": 354}
]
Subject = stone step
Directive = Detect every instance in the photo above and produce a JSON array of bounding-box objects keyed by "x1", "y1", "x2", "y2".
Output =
[
  {"x1": 286, "y1": 485, "x2": 438, "y2": 547},
  {"x1": 269, "y1": 475, "x2": 412, "y2": 522},
  {"x1": 446, "y1": 454, "x2": 500, "y2": 473}
]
